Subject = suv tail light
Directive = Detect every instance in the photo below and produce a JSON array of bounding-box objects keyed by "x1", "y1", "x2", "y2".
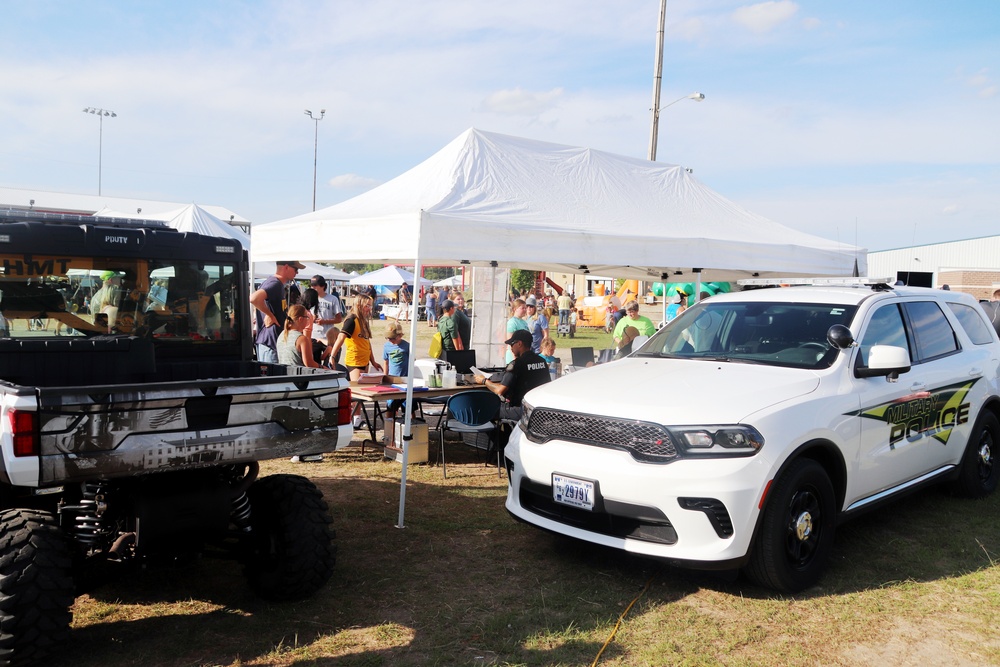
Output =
[
  {"x1": 8, "y1": 409, "x2": 39, "y2": 457},
  {"x1": 337, "y1": 388, "x2": 353, "y2": 426}
]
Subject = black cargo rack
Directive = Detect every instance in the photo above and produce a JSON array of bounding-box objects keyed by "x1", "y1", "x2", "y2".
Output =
[{"x1": 0, "y1": 209, "x2": 170, "y2": 229}]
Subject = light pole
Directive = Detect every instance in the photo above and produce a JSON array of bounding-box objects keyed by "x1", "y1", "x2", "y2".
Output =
[
  {"x1": 648, "y1": 92, "x2": 704, "y2": 162},
  {"x1": 304, "y1": 109, "x2": 325, "y2": 211},
  {"x1": 82, "y1": 107, "x2": 116, "y2": 195}
]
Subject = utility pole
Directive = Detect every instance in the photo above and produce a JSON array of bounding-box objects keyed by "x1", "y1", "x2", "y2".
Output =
[
  {"x1": 647, "y1": 0, "x2": 667, "y2": 161},
  {"x1": 304, "y1": 109, "x2": 325, "y2": 211}
]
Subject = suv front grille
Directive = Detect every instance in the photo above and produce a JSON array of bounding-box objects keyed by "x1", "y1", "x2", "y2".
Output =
[{"x1": 524, "y1": 408, "x2": 678, "y2": 463}]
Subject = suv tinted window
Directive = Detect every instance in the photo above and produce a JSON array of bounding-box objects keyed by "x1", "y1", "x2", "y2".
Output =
[
  {"x1": 859, "y1": 304, "x2": 909, "y2": 366},
  {"x1": 903, "y1": 301, "x2": 958, "y2": 361},
  {"x1": 949, "y1": 302, "x2": 995, "y2": 345}
]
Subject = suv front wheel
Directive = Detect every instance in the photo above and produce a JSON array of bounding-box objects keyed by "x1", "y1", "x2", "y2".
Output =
[{"x1": 746, "y1": 458, "x2": 836, "y2": 593}]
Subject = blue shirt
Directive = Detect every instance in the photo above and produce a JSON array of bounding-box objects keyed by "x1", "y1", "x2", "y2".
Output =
[{"x1": 382, "y1": 339, "x2": 411, "y2": 376}]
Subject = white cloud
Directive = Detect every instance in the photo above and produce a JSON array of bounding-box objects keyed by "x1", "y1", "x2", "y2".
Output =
[
  {"x1": 328, "y1": 174, "x2": 381, "y2": 190},
  {"x1": 801, "y1": 17, "x2": 820, "y2": 30},
  {"x1": 732, "y1": 1, "x2": 799, "y2": 33},
  {"x1": 942, "y1": 204, "x2": 960, "y2": 215},
  {"x1": 478, "y1": 88, "x2": 564, "y2": 116},
  {"x1": 979, "y1": 85, "x2": 998, "y2": 99}
]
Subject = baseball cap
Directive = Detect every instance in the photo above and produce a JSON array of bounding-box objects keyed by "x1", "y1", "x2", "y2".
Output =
[
  {"x1": 100, "y1": 270, "x2": 116, "y2": 281},
  {"x1": 504, "y1": 329, "x2": 532, "y2": 346},
  {"x1": 277, "y1": 261, "x2": 306, "y2": 270},
  {"x1": 525, "y1": 295, "x2": 537, "y2": 307}
]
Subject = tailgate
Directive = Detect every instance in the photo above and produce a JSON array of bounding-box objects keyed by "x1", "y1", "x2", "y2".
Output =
[{"x1": 31, "y1": 367, "x2": 351, "y2": 485}]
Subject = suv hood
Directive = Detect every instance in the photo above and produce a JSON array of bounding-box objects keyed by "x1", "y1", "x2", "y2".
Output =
[{"x1": 529, "y1": 358, "x2": 821, "y2": 424}]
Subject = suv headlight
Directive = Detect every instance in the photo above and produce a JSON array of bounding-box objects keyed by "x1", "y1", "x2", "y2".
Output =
[
  {"x1": 669, "y1": 425, "x2": 764, "y2": 457},
  {"x1": 519, "y1": 399, "x2": 534, "y2": 432}
]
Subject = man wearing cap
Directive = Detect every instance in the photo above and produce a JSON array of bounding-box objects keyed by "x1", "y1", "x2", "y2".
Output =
[
  {"x1": 90, "y1": 271, "x2": 122, "y2": 315},
  {"x1": 250, "y1": 261, "x2": 304, "y2": 363},
  {"x1": 524, "y1": 294, "x2": 549, "y2": 354},
  {"x1": 473, "y1": 329, "x2": 550, "y2": 423}
]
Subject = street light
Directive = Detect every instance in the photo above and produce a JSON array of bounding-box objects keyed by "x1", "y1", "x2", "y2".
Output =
[
  {"x1": 82, "y1": 107, "x2": 117, "y2": 195},
  {"x1": 304, "y1": 109, "x2": 325, "y2": 211},
  {"x1": 648, "y1": 93, "x2": 704, "y2": 161}
]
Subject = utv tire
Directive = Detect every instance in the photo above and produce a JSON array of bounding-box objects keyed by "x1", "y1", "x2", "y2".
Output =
[
  {"x1": 0, "y1": 509, "x2": 75, "y2": 666},
  {"x1": 950, "y1": 411, "x2": 999, "y2": 498},
  {"x1": 746, "y1": 459, "x2": 836, "y2": 593},
  {"x1": 243, "y1": 474, "x2": 335, "y2": 601}
]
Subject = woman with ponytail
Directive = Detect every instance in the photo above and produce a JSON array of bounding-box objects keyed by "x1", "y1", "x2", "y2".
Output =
[{"x1": 277, "y1": 304, "x2": 319, "y2": 368}]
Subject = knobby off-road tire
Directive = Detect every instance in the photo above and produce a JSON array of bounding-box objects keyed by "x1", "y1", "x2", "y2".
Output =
[
  {"x1": 0, "y1": 509, "x2": 75, "y2": 666},
  {"x1": 950, "y1": 410, "x2": 999, "y2": 498},
  {"x1": 746, "y1": 458, "x2": 836, "y2": 593},
  {"x1": 243, "y1": 474, "x2": 336, "y2": 601}
]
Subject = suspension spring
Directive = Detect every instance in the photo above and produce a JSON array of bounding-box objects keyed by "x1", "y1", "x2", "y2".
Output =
[
  {"x1": 73, "y1": 481, "x2": 108, "y2": 546},
  {"x1": 231, "y1": 491, "x2": 252, "y2": 532}
]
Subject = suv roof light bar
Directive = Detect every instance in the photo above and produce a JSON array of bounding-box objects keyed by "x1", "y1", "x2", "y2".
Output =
[{"x1": 736, "y1": 277, "x2": 895, "y2": 287}]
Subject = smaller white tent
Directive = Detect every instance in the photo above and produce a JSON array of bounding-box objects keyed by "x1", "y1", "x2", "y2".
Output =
[
  {"x1": 349, "y1": 265, "x2": 432, "y2": 287},
  {"x1": 433, "y1": 274, "x2": 465, "y2": 288},
  {"x1": 93, "y1": 203, "x2": 250, "y2": 248}
]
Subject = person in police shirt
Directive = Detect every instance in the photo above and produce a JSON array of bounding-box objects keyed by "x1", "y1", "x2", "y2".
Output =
[{"x1": 473, "y1": 329, "x2": 551, "y2": 422}]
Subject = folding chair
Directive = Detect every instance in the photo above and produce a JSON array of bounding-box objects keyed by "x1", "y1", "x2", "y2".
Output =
[{"x1": 437, "y1": 391, "x2": 501, "y2": 478}]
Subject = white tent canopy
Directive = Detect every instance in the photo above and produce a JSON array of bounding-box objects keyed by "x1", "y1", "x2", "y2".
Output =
[
  {"x1": 348, "y1": 265, "x2": 432, "y2": 287},
  {"x1": 252, "y1": 128, "x2": 865, "y2": 282}
]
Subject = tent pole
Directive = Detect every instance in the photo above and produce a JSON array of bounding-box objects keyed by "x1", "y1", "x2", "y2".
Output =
[{"x1": 397, "y1": 253, "x2": 423, "y2": 529}]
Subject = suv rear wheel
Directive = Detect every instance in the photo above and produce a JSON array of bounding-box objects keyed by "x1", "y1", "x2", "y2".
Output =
[{"x1": 951, "y1": 410, "x2": 999, "y2": 498}]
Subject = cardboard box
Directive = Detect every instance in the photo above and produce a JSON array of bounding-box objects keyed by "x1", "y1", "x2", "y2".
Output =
[{"x1": 383, "y1": 420, "x2": 429, "y2": 464}]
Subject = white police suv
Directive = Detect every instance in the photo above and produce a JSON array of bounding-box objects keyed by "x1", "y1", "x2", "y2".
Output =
[{"x1": 505, "y1": 283, "x2": 1000, "y2": 592}]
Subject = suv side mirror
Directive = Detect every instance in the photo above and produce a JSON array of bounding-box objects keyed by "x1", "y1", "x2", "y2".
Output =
[
  {"x1": 827, "y1": 324, "x2": 855, "y2": 349},
  {"x1": 855, "y1": 344, "x2": 911, "y2": 381}
]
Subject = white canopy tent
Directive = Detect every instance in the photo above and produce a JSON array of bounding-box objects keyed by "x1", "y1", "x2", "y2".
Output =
[
  {"x1": 94, "y1": 203, "x2": 250, "y2": 248},
  {"x1": 252, "y1": 128, "x2": 867, "y2": 527},
  {"x1": 252, "y1": 128, "x2": 864, "y2": 282},
  {"x1": 433, "y1": 274, "x2": 465, "y2": 288},
  {"x1": 348, "y1": 265, "x2": 433, "y2": 288}
]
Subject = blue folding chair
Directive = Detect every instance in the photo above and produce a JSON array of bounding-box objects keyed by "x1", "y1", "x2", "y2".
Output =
[{"x1": 437, "y1": 390, "x2": 501, "y2": 478}]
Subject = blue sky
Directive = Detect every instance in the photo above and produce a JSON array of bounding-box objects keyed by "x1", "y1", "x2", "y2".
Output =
[{"x1": 1, "y1": 0, "x2": 998, "y2": 251}]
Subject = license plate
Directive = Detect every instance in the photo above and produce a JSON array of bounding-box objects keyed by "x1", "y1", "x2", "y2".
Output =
[{"x1": 552, "y1": 474, "x2": 595, "y2": 511}]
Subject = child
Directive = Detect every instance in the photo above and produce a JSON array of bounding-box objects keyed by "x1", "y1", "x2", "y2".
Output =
[
  {"x1": 539, "y1": 337, "x2": 558, "y2": 364},
  {"x1": 539, "y1": 337, "x2": 560, "y2": 379},
  {"x1": 382, "y1": 320, "x2": 410, "y2": 447}
]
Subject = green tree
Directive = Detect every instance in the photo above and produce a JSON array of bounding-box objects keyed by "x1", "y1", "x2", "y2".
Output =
[{"x1": 511, "y1": 269, "x2": 536, "y2": 296}]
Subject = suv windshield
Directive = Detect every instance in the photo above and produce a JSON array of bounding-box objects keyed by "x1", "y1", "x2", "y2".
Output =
[
  {"x1": 636, "y1": 300, "x2": 858, "y2": 369},
  {"x1": 0, "y1": 254, "x2": 241, "y2": 344}
]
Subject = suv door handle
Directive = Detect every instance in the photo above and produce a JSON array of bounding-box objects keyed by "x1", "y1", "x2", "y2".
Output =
[
  {"x1": 969, "y1": 367, "x2": 982, "y2": 377},
  {"x1": 909, "y1": 382, "x2": 927, "y2": 392}
]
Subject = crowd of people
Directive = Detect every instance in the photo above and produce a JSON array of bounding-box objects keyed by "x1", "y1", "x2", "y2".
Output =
[{"x1": 251, "y1": 261, "x2": 665, "y2": 459}]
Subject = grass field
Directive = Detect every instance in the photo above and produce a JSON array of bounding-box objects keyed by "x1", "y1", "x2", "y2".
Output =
[
  {"x1": 65, "y1": 432, "x2": 1000, "y2": 667},
  {"x1": 61, "y1": 311, "x2": 1000, "y2": 666}
]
